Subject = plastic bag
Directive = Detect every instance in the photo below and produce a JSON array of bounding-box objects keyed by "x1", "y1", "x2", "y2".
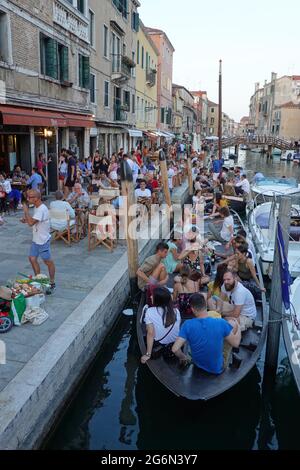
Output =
[{"x1": 10, "y1": 294, "x2": 26, "y2": 326}]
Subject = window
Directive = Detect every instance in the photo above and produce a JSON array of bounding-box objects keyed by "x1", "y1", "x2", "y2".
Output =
[
  {"x1": 166, "y1": 108, "x2": 172, "y2": 125},
  {"x1": 90, "y1": 73, "x2": 96, "y2": 103},
  {"x1": 161, "y1": 107, "x2": 165, "y2": 124},
  {"x1": 132, "y1": 94, "x2": 135, "y2": 114},
  {"x1": 210, "y1": 117, "x2": 215, "y2": 125},
  {"x1": 89, "y1": 10, "x2": 95, "y2": 46},
  {"x1": 141, "y1": 46, "x2": 144, "y2": 69},
  {"x1": 137, "y1": 96, "x2": 140, "y2": 119},
  {"x1": 211, "y1": 108, "x2": 214, "y2": 113},
  {"x1": 123, "y1": 90, "x2": 130, "y2": 111},
  {"x1": 40, "y1": 34, "x2": 69, "y2": 82},
  {"x1": 137, "y1": 40, "x2": 140, "y2": 65},
  {"x1": 131, "y1": 51, "x2": 135, "y2": 77},
  {"x1": 123, "y1": 43, "x2": 126, "y2": 56},
  {"x1": 146, "y1": 52, "x2": 149, "y2": 71},
  {"x1": 104, "y1": 81, "x2": 109, "y2": 107},
  {"x1": 112, "y1": 0, "x2": 128, "y2": 19},
  {"x1": 132, "y1": 11, "x2": 139, "y2": 32},
  {"x1": 0, "y1": 11, "x2": 11, "y2": 64},
  {"x1": 103, "y1": 25, "x2": 108, "y2": 58},
  {"x1": 78, "y1": 53, "x2": 90, "y2": 88},
  {"x1": 77, "y1": 0, "x2": 85, "y2": 14}
]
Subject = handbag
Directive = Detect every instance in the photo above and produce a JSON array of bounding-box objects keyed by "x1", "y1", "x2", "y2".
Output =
[{"x1": 151, "y1": 309, "x2": 176, "y2": 360}]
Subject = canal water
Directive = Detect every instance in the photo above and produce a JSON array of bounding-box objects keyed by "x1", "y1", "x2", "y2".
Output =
[{"x1": 45, "y1": 152, "x2": 300, "y2": 451}]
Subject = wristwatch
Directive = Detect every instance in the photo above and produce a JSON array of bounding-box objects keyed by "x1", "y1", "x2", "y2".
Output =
[{"x1": 145, "y1": 352, "x2": 151, "y2": 357}]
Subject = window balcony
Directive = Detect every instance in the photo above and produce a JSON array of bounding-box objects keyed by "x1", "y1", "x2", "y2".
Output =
[
  {"x1": 114, "y1": 103, "x2": 127, "y2": 121},
  {"x1": 146, "y1": 69, "x2": 156, "y2": 87},
  {"x1": 111, "y1": 54, "x2": 135, "y2": 83},
  {"x1": 53, "y1": 0, "x2": 89, "y2": 43}
]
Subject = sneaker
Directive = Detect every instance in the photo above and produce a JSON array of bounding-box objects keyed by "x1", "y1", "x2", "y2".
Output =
[{"x1": 46, "y1": 283, "x2": 56, "y2": 295}]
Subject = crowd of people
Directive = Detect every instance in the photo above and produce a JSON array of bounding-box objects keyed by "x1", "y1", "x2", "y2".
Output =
[{"x1": 137, "y1": 147, "x2": 265, "y2": 374}]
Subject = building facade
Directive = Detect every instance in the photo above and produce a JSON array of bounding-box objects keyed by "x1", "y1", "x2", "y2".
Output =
[
  {"x1": 0, "y1": 0, "x2": 94, "y2": 190},
  {"x1": 207, "y1": 100, "x2": 219, "y2": 137},
  {"x1": 172, "y1": 87, "x2": 184, "y2": 138},
  {"x1": 145, "y1": 27, "x2": 174, "y2": 136},
  {"x1": 135, "y1": 19, "x2": 158, "y2": 147},
  {"x1": 191, "y1": 90, "x2": 208, "y2": 138},
  {"x1": 89, "y1": 0, "x2": 140, "y2": 156}
]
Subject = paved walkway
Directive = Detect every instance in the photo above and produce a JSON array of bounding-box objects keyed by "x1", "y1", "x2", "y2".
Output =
[{"x1": 0, "y1": 184, "x2": 188, "y2": 393}]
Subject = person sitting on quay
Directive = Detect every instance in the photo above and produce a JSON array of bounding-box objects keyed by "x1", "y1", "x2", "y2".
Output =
[
  {"x1": 172, "y1": 293, "x2": 241, "y2": 373},
  {"x1": 50, "y1": 190, "x2": 75, "y2": 231},
  {"x1": 141, "y1": 287, "x2": 186, "y2": 365},
  {"x1": 217, "y1": 270, "x2": 257, "y2": 332},
  {"x1": 135, "y1": 179, "x2": 152, "y2": 213},
  {"x1": 98, "y1": 171, "x2": 119, "y2": 190},
  {"x1": 235, "y1": 173, "x2": 251, "y2": 197},
  {"x1": 137, "y1": 242, "x2": 169, "y2": 293},
  {"x1": 26, "y1": 167, "x2": 43, "y2": 191},
  {"x1": 67, "y1": 182, "x2": 90, "y2": 209}
]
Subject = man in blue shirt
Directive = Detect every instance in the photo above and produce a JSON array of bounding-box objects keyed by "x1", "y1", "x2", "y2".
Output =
[
  {"x1": 26, "y1": 168, "x2": 43, "y2": 190},
  {"x1": 172, "y1": 293, "x2": 241, "y2": 374},
  {"x1": 212, "y1": 156, "x2": 224, "y2": 181}
]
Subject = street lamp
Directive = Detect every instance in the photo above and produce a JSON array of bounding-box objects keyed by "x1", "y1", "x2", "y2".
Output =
[{"x1": 44, "y1": 128, "x2": 53, "y2": 138}]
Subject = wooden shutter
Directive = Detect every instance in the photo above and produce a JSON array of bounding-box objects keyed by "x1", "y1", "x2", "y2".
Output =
[
  {"x1": 135, "y1": 13, "x2": 139, "y2": 32},
  {"x1": 61, "y1": 46, "x2": 69, "y2": 82},
  {"x1": 46, "y1": 38, "x2": 58, "y2": 80},
  {"x1": 83, "y1": 56, "x2": 90, "y2": 89}
]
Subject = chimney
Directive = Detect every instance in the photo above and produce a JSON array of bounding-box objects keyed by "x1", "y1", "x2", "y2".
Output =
[
  {"x1": 271, "y1": 72, "x2": 277, "y2": 82},
  {"x1": 255, "y1": 82, "x2": 260, "y2": 92}
]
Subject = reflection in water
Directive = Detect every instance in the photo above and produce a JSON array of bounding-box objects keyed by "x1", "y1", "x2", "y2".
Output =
[
  {"x1": 135, "y1": 364, "x2": 261, "y2": 451},
  {"x1": 46, "y1": 153, "x2": 300, "y2": 450}
]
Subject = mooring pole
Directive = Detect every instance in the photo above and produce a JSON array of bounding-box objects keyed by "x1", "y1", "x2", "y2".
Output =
[
  {"x1": 265, "y1": 196, "x2": 291, "y2": 371},
  {"x1": 218, "y1": 59, "x2": 222, "y2": 160},
  {"x1": 158, "y1": 148, "x2": 172, "y2": 208},
  {"x1": 120, "y1": 160, "x2": 139, "y2": 298}
]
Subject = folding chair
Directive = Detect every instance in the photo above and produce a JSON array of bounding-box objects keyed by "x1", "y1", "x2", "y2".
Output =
[
  {"x1": 49, "y1": 209, "x2": 77, "y2": 246},
  {"x1": 88, "y1": 213, "x2": 116, "y2": 252}
]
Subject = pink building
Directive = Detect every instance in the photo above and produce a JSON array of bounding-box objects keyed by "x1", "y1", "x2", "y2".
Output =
[{"x1": 145, "y1": 28, "x2": 175, "y2": 133}]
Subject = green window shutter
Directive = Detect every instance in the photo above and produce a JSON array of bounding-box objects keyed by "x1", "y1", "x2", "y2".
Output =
[
  {"x1": 46, "y1": 38, "x2": 58, "y2": 80},
  {"x1": 61, "y1": 46, "x2": 69, "y2": 82},
  {"x1": 135, "y1": 13, "x2": 140, "y2": 32},
  {"x1": 161, "y1": 107, "x2": 165, "y2": 124},
  {"x1": 79, "y1": 55, "x2": 83, "y2": 87},
  {"x1": 83, "y1": 56, "x2": 90, "y2": 89}
]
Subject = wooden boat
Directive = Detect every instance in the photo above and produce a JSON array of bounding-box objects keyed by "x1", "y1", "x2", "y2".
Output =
[
  {"x1": 204, "y1": 194, "x2": 246, "y2": 214},
  {"x1": 282, "y1": 277, "x2": 300, "y2": 394},
  {"x1": 136, "y1": 212, "x2": 268, "y2": 401}
]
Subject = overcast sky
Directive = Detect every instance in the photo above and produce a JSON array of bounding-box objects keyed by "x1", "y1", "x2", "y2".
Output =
[{"x1": 139, "y1": 0, "x2": 299, "y2": 122}]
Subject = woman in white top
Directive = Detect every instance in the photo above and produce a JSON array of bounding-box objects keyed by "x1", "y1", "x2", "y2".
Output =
[{"x1": 141, "y1": 287, "x2": 185, "y2": 364}]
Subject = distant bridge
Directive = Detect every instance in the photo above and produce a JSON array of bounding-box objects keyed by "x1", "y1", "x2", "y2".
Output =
[{"x1": 221, "y1": 135, "x2": 296, "y2": 151}]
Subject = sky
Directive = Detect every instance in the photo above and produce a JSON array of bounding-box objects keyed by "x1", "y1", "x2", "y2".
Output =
[{"x1": 139, "y1": 0, "x2": 299, "y2": 122}]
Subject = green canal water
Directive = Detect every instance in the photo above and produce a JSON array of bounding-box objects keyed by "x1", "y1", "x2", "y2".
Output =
[{"x1": 45, "y1": 152, "x2": 300, "y2": 451}]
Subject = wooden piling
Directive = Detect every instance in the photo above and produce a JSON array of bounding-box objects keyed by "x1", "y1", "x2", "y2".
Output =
[
  {"x1": 120, "y1": 160, "x2": 139, "y2": 298},
  {"x1": 158, "y1": 149, "x2": 172, "y2": 208},
  {"x1": 265, "y1": 196, "x2": 291, "y2": 371},
  {"x1": 186, "y1": 155, "x2": 194, "y2": 197}
]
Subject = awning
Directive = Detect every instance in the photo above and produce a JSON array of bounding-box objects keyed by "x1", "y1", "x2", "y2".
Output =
[
  {"x1": 126, "y1": 129, "x2": 143, "y2": 138},
  {"x1": 0, "y1": 105, "x2": 95, "y2": 128}
]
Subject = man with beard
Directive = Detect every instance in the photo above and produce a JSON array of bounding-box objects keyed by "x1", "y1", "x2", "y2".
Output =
[{"x1": 218, "y1": 270, "x2": 257, "y2": 331}]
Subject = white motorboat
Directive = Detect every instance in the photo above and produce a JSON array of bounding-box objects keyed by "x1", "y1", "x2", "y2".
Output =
[
  {"x1": 251, "y1": 176, "x2": 300, "y2": 198},
  {"x1": 281, "y1": 150, "x2": 295, "y2": 161},
  {"x1": 282, "y1": 277, "x2": 300, "y2": 394},
  {"x1": 250, "y1": 147, "x2": 264, "y2": 153},
  {"x1": 248, "y1": 201, "x2": 300, "y2": 277},
  {"x1": 272, "y1": 147, "x2": 282, "y2": 156},
  {"x1": 240, "y1": 144, "x2": 248, "y2": 150}
]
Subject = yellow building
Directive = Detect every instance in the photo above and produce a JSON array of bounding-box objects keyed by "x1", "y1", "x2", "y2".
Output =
[{"x1": 136, "y1": 20, "x2": 158, "y2": 133}]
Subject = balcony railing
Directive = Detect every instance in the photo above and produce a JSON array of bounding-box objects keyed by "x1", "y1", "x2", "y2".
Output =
[
  {"x1": 53, "y1": 1, "x2": 89, "y2": 42},
  {"x1": 146, "y1": 69, "x2": 156, "y2": 87},
  {"x1": 111, "y1": 54, "x2": 135, "y2": 83},
  {"x1": 114, "y1": 103, "x2": 127, "y2": 121}
]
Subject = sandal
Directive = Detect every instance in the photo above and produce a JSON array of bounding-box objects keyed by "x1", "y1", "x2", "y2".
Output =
[{"x1": 178, "y1": 357, "x2": 192, "y2": 369}]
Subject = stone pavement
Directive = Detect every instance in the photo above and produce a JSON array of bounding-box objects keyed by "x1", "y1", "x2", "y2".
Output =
[
  {"x1": 0, "y1": 183, "x2": 188, "y2": 394},
  {"x1": 0, "y1": 208, "x2": 128, "y2": 393}
]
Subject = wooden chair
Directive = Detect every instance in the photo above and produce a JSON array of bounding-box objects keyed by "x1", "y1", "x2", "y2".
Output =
[
  {"x1": 88, "y1": 213, "x2": 116, "y2": 252},
  {"x1": 49, "y1": 209, "x2": 77, "y2": 246}
]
